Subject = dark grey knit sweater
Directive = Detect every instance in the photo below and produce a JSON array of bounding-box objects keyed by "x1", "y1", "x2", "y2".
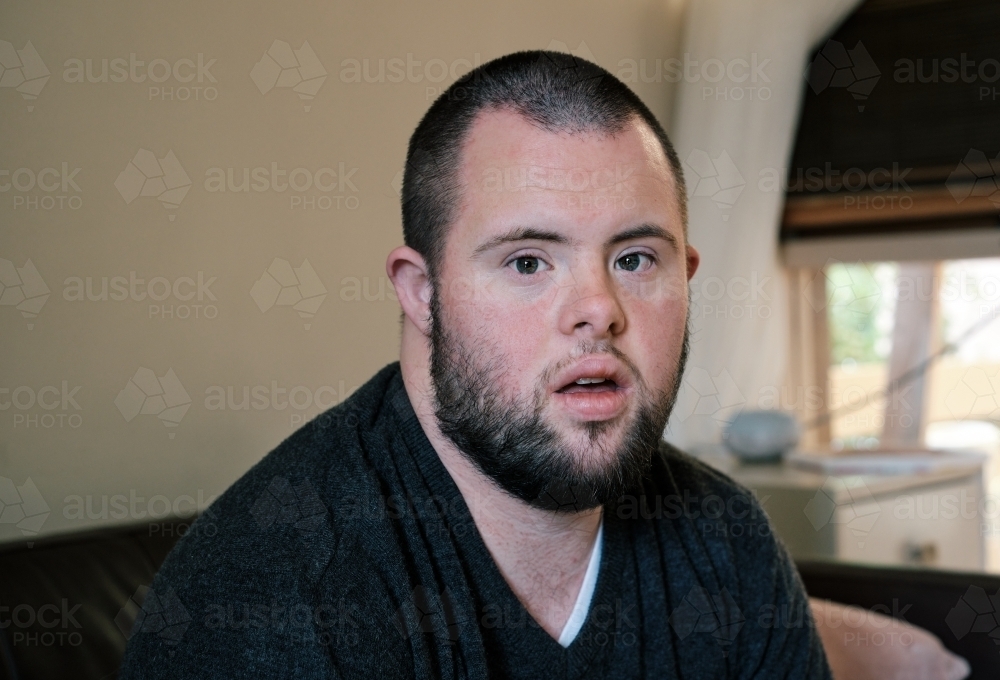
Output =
[{"x1": 119, "y1": 363, "x2": 831, "y2": 679}]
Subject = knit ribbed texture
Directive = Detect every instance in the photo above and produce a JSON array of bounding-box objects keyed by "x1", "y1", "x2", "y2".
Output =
[{"x1": 119, "y1": 363, "x2": 831, "y2": 679}]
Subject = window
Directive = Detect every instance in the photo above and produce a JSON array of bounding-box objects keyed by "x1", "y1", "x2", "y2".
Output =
[{"x1": 822, "y1": 257, "x2": 1000, "y2": 453}]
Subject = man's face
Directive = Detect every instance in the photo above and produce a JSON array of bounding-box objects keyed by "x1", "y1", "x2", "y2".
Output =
[{"x1": 429, "y1": 108, "x2": 696, "y2": 510}]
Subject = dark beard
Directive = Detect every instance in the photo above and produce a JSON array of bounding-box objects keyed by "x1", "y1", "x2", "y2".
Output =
[{"x1": 429, "y1": 293, "x2": 690, "y2": 513}]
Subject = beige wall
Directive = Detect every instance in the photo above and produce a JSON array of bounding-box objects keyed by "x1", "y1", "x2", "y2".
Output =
[{"x1": 0, "y1": 0, "x2": 684, "y2": 541}]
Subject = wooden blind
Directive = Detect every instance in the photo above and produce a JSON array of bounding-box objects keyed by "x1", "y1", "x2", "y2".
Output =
[{"x1": 782, "y1": 0, "x2": 1000, "y2": 242}]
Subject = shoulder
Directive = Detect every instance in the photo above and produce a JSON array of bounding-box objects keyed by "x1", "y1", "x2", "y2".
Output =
[
  {"x1": 120, "y1": 366, "x2": 414, "y2": 677},
  {"x1": 161, "y1": 362, "x2": 403, "y2": 578},
  {"x1": 158, "y1": 399, "x2": 370, "y2": 583},
  {"x1": 146, "y1": 366, "x2": 404, "y2": 600},
  {"x1": 649, "y1": 440, "x2": 758, "y2": 503},
  {"x1": 627, "y1": 444, "x2": 830, "y2": 676},
  {"x1": 617, "y1": 441, "x2": 778, "y2": 557}
]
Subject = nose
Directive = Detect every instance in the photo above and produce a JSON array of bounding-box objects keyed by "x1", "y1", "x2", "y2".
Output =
[{"x1": 556, "y1": 264, "x2": 626, "y2": 339}]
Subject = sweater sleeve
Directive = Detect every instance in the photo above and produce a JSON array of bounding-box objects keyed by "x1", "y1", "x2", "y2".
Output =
[
  {"x1": 116, "y1": 492, "x2": 343, "y2": 679},
  {"x1": 655, "y1": 445, "x2": 833, "y2": 680},
  {"x1": 731, "y1": 505, "x2": 832, "y2": 680}
]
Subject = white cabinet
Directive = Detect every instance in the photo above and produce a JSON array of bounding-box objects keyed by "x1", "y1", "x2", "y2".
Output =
[
  {"x1": 835, "y1": 478, "x2": 983, "y2": 570},
  {"x1": 700, "y1": 453, "x2": 985, "y2": 571}
]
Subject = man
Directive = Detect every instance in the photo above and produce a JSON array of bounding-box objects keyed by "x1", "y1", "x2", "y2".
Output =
[{"x1": 120, "y1": 51, "x2": 831, "y2": 678}]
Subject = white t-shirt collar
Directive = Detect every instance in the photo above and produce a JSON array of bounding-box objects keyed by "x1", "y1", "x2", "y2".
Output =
[{"x1": 557, "y1": 517, "x2": 604, "y2": 647}]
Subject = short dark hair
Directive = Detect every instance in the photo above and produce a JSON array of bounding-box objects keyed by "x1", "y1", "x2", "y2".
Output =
[{"x1": 401, "y1": 50, "x2": 687, "y2": 278}]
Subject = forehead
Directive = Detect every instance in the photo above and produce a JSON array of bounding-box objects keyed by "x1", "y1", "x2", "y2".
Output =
[
  {"x1": 462, "y1": 107, "x2": 671, "y2": 171},
  {"x1": 451, "y1": 108, "x2": 682, "y2": 244}
]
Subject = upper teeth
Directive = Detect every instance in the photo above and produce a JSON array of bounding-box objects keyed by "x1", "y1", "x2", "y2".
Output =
[{"x1": 575, "y1": 378, "x2": 606, "y2": 384}]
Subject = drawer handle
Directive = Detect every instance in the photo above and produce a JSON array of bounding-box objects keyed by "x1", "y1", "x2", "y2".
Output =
[{"x1": 903, "y1": 541, "x2": 938, "y2": 565}]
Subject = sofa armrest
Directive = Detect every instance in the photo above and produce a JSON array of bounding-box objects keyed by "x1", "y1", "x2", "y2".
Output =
[{"x1": 798, "y1": 560, "x2": 1000, "y2": 680}]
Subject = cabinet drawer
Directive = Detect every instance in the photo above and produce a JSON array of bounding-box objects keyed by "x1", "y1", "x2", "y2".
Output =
[{"x1": 835, "y1": 479, "x2": 984, "y2": 570}]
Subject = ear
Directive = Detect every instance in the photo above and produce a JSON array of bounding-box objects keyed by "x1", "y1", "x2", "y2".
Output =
[
  {"x1": 386, "y1": 245, "x2": 433, "y2": 335},
  {"x1": 685, "y1": 244, "x2": 700, "y2": 281}
]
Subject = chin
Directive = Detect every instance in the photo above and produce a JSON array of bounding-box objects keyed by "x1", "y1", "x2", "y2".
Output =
[{"x1": 550, "y1": 412, "x2": 637, "y2": 463}]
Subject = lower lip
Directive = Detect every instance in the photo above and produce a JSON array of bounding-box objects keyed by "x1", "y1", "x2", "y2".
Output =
[{"x1": 552, "y1": 387, "x2": 630, "y2": 421}]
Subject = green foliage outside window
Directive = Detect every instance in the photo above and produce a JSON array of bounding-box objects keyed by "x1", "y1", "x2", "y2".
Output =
[{"x1": 826, "y1": 262, "x2": 896, "y2": 365}]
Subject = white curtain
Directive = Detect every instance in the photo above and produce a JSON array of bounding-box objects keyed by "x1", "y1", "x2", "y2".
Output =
[{"x1": 666, "y1": 0, "x2": 863, "y2": 450}]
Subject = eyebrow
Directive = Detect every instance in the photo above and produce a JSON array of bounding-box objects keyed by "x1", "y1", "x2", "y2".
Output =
[
  {"x1": 472, "y1": 227, "x2": 570, "y2": 255},
  {"x1": 606, "y1": 223, "x2": 678, "y2": 249},
  {"x1": 472, "y1": 223, "x2": 678, "y2": 256}
]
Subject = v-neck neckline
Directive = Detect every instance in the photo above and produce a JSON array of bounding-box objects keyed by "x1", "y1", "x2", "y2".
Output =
[{"x1": 388, "y1": 373, "x2": 630, "y2": 678}]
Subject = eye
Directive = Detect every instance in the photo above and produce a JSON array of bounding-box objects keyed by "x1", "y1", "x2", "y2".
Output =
[
  {"x1": 511, "y1": 256, "x2": 544, "y2": 275},
  {"x1": 616, "y1": 252, "x2": 653, "y2": 272}
]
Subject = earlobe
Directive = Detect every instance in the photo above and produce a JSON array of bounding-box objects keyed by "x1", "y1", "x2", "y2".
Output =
[{"x1": 386, "y1": 246, "x2": 433, "y2": 335}]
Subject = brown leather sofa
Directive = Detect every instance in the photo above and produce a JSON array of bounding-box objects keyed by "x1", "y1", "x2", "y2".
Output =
[{"x1": 1, "y1": 519, "x2": 998, "y2": 679}]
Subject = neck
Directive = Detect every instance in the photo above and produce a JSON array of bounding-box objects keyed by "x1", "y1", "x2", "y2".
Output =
[{"x1": 399, "y1": 321, "x2": 602, "y2": 640}]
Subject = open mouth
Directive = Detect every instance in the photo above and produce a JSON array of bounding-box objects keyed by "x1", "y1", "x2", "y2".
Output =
[{"x1": 556, "y1": 377, "x2": 621, "y2": 394}]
